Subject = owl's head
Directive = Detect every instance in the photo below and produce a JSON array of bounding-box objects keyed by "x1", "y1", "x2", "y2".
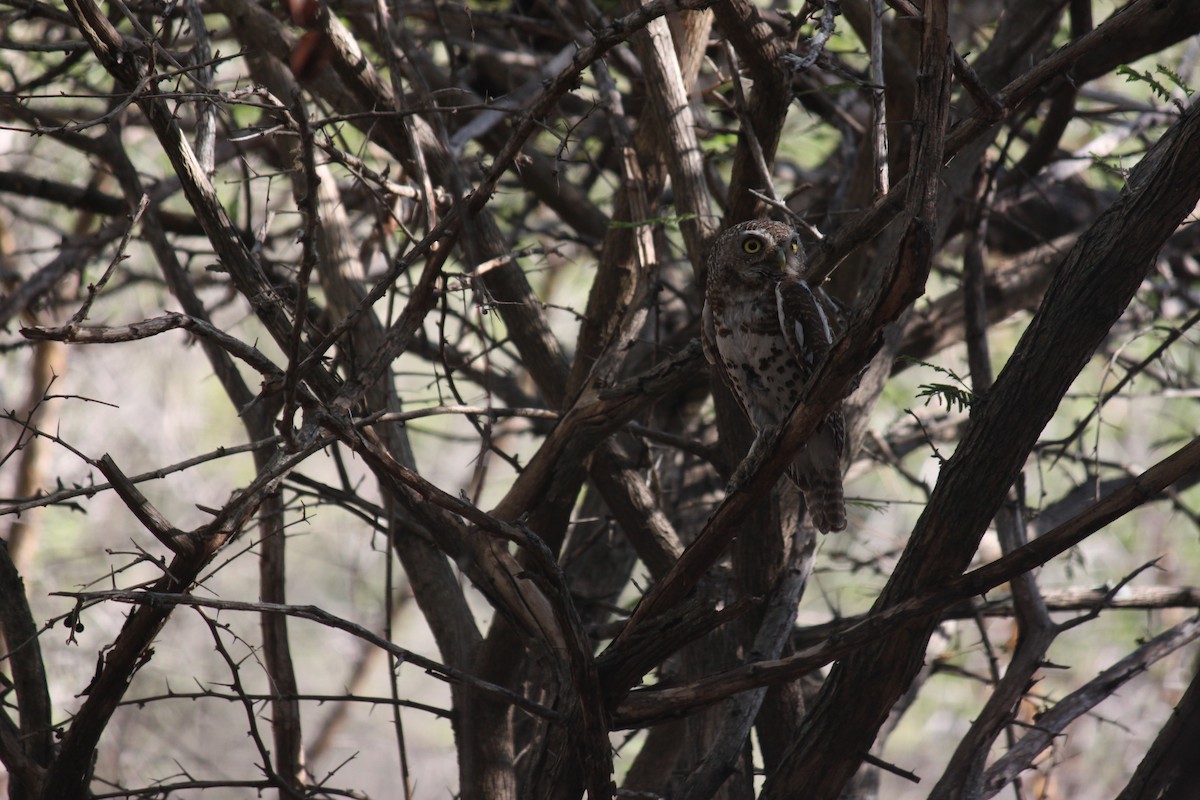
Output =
[{"x1": 707, "y1": 220, "x2": 805, "y2": 286}]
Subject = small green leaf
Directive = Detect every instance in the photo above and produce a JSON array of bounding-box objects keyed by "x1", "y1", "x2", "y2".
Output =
[
  {"x1": 1117, "y1": 65, "x2": 1173, "y2": 103},
  {"x1": 915, "y1": 382, "x2": 974, "y2": 414},
  {"x1": 898, "y1": 356, "x2": 976, "y2": 412},
  {"x1": 1156, "y1": 64, "x2": 1194, "y2": 98}
]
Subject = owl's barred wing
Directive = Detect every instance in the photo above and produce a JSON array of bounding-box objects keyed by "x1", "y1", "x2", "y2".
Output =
[
  {"x1": 701, "y1": 299, "x2": 728, "y2": 386},
  {"x1": 775, "y1": 276, "x2": 843, "y2": 374},
  {"x1": 701, "y1": 299, "x2": 719, "y2": 367},
  {"x1": 775, "y1": 276, "x2": 850, "y2": 533}
]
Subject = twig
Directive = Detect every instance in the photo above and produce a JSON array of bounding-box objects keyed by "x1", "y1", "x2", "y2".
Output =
[
  {"x1": 0, "y1": 434, "x2": 282, "y2": 518},
  {"x1": 54, "y1": 589, "x2": 561, "y2": 722},
  {"x1": 980, "y1": 613, "x2": 1200, "y2": 798},
  {"x1": 870, "y1": 0, "x2": 889, "y2": 198},
  {"x1": 613, "y1": 435, "x2": 1200, "y2": 727},
  {"x1": 68, "y1": 194, "x2": 149, "y2": 327},
  {"x1": 22, "y1": 311, "x2": 284, "y2": 381},
  {"x1": 94, "y1": 455, "x2": 196, "y2": 557}
]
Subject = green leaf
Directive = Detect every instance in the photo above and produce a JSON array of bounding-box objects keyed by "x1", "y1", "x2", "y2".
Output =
[
  {"x1": 898, "y1": 356, "x2": 976, "y2": 412},
  {"x1": 1117, "y1": 64, "x2": 1174, "y2": 103},
  {"x1": 1156, "y1": 64, "x2": 1194, "y2": 98}
]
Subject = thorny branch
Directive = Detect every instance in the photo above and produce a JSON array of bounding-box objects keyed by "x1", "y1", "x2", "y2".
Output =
[{"x1": 2, "y1": 0, "x2": 1200, "y2": 797}]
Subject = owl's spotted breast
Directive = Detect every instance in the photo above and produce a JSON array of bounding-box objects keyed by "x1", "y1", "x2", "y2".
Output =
[{"x1": 713, "y1": 294, "x2": 802, "y2": 430}]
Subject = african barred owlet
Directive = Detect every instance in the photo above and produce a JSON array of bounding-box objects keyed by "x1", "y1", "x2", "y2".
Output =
[{"x1": 701, "y1": 220, "x2": 848, "y2": 533}]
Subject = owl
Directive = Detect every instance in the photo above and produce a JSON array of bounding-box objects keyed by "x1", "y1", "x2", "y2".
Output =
[{"x1": 701, "y1": 220, "x2": 848, "y2": 533}]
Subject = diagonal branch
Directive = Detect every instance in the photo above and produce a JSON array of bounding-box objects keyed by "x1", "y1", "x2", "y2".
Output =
[
  {"x1": 981, "y1": 613, "x2": 1200, "y2": 798},
  {"x1": 711, "y1": 0, "x2": 789, "y2": 222},
  {"x1": 612, "y1": 434, "x2": 1200, "y2": 729},
  {"x1": 766, "y1": 83, "x2": 1200, "y2": 800},
  {"x1": 1115, "y1": 657, "x2": 1200, "y2": 800},
  {"x1": 39, "y1": 438, "x2": 326, "y2": 798},
  {"x1": 0, "y1": 539, "x2": 52, "y2": 796},
  {"x1": 806, "y1": 0, "x2": 1200, "y2": 287},
  {"x1": 55, "y1": 589, "x2": 559, "y2": 722}
]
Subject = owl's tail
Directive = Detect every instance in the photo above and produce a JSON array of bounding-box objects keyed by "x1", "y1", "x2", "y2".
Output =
[
  {"x1": 804, "y1": 480, "x2": 846, "y2": 534},
  {"x1": 786, "y1": 419, "x2": 847, "y2": 534}
]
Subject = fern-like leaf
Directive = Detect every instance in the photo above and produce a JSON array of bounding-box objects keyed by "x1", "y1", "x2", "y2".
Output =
[{"x1": 899, "y1": 356, "x2": 976, "y2": 412}]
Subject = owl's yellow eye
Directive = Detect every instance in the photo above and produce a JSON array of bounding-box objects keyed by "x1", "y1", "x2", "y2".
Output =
[
  {"x1": 790, "y1": 241, "x2": 799, "y2": 253},
  {"x1": 742, "y1": 237, "x2": 763, "y2": 254}
]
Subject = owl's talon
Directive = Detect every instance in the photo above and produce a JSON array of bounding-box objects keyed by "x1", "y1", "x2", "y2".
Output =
[
  {"x1": 725, "y1": 459, "x2": 751, "y2": 496},
  {"x1": 749, "y1": 426, "x2": 780, "y2": 464},
  {"x1": 726, "y1": 427, "x2": 776, "y2": 496}
]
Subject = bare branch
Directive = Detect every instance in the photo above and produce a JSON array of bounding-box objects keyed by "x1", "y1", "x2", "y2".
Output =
[{"x1": 981, "y1": 613, "x2": 1200, "y2": 798}]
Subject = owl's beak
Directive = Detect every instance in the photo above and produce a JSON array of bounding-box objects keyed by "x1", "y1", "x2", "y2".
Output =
[{"x1": 774, "y1": 245, "x2": 789, "y2": 271}]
